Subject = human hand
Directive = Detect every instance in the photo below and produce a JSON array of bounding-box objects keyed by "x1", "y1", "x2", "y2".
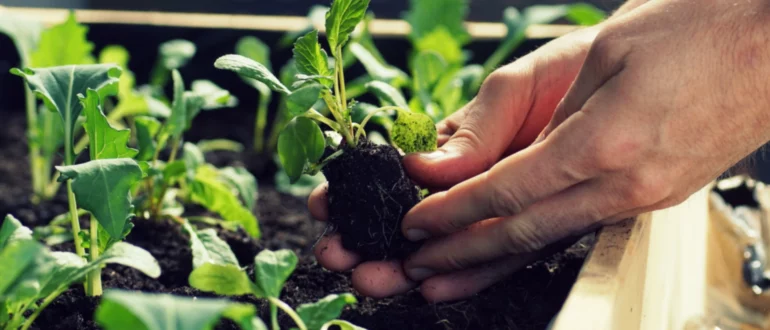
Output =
[
  {"x1": 309, "y1": 25, "x2": 601, "y2": 302},
  {"x1": 401, "y1": 0, "x2": 770, "y2": 301}
]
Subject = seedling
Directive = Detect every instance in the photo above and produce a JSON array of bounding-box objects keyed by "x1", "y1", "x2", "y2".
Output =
[
  {"x1": 184, "y1": 223, "x2": 362, "y2": 330},
  {"x1": 0, "y1": 215, "x2": 160, "y2": 330}
]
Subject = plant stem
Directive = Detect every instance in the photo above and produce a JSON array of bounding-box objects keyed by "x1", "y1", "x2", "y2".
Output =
[
  {"x1": 270, "y1": 304, "x2": 279, "y2": 330},
  {"x1": 66, "y1": 181, "x2": 85, "y2": 257},
  {"x1": 24, "y1": 84, "x2": 45, "y2": 203},
  {"x1": 86, "y1": 215, "x2": 102, "y2": 296},
  {"x1": 168, "y1": 138, "x2": 180, "y2": 163},
  {"x1": 268, "y1": 297, "x2": 308, "y2": 330},
  {"x1": 20, "y1": 290, "x2": 64, "y2": 330},
  {"x1": 306, "y1": 109, "x2": 342, "y2": 132},
  {"x1": 356, "y1": 106, "x2": 403, "y2": 139},
  {"x1": 254, "y1": 94, "x2": 270, "y2": 153}
]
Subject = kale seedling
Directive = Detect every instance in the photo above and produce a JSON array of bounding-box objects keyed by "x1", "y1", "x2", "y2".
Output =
[
  {"x1": 215, "y1": 0, "x2": 437, "y2": 260},
  {"x1": 184, "y1": 223, "x2": 362, "y2": 330},
  {"x1": 0, "y1": 214, "x2": 160, "y2": 330}
]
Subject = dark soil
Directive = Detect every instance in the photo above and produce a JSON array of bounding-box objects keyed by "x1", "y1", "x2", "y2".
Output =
[
  {"x1": 0, "y1": 110, "x2": 594, "y2": 330},
  {"x1": 322, "y1": 139, "x2": 422, "y2": 260}
]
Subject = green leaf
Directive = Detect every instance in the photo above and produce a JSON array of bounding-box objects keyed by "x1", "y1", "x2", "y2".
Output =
[
  {"x1": 297, "y1": 294, "x2": 357, "y2": 330},
  {"x1": 224, "y1": 306, "x2": 268, "y2": 330},
  {"x1": 159, "y1": 39, "x2": 196, "y2": 70},
  {"x1": 412, "y1": 51, "x2": 447, "y2": 94},
  {"x1": 30, "y1": 12, "x2": 95, "y2": 67},
  {"x1": 96, "y1": 290, "x2": 257, "y2": 330},
  {"x1": 286, "y1": 83, "x2": 323, "y2": 116},
  {"x1": 0, "y1": 215, "x2": 33, "y2": 249},
  {"x1": 81, "y1": 89, "x2": 138, "y2": 160},
  {"x1": 185, "y1": 80, "x2": 238, "y2": 129},
  {"x1": 274, "y1": 170, "x2": 326, "y2": 198},
  {"x1": 219, "y1": 167, "x2": 258, "y2": 211},
  {"x1": 95, "y1": 242, "x2": 161, "y2": 278},
  {"x1": 215, "y1": 55, "x2": 290, "y2": 94},
  {"x1": 160, "y1": 69, "x2": 187, "y2": 140},
  {"x1": 11, "y1": 64, "x2": 122, "y2": 158},
  {"x1": 134, "y1": 116, "x2": 161, "y2": 161},
  {"x1": 182, "y1": 221, "x2": 240, "y2": 269},
  {"x1": 277, "y1": 117, "x2": 325, "y2": 183},
  {"x1": 236, "y1": 36, "x2": 271, "y2": 71},
  {"x1": 0, "y1": 12, "x2": 43, "y2": 65},
  {"x1": 349, "y1": 42, "x2": 407, "y2": 85},
  {"x1": 566, "y1": 3, "x2": 607, "y2": 26},
  {"x1": 253, "y1": 249, "x2": 298, "y2": 298},
  {"x1": 293, "y1": 30, "x2": 332, "y2": 86},
  {"x1": 0, "y1": 240, "x2": 54, "y2": 302},
  {"x1": 197, "y1": 139, "x2": 244, "y2": 153},
  {"x1": 99, "y1": 45, "x2": 136, "y2": 99},
  {"x1": 414, "y1": 27, "x2": 463, "y2": 66},
  {"x1": 321, "y1": 320, "x2": 365, "y2": 330},
  {"x1": 405, "y1": 0, "x2": 470, "y2": 45},
  {"x1": 56, "y1": 158, "x2": 143, "y2": 239},
  {"x1": 189, "y1": 263, "x2": 261, "y2": 297},
  {"x1": 392, "y1": 111, "x2": 437, "y2": 153},
  {"x1": 190, "y1": 166, "x2": 260, "y2": 238},
  {"x1": 365, "y1": 81, "x2": 408, "y2": 108},
  {"x1": 325, "y1": 0, "x2": 371, "y2": 51},
  {"x1": 183, "y1": 142, "x2": 205, "y2": 179}
]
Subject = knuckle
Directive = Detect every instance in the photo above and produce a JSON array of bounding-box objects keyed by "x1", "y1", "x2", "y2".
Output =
[
  {"x1": 501, "y1": 220, "x2": 547, "y2": 254},
  {"x1": 621, "y1": 170, "x2": 671, "y2": 207},
  {"x1": 584, "y1": 132, "x2": 646, "y2": 172}
]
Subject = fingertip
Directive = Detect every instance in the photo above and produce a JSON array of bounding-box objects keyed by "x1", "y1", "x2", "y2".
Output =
[
  {"x1": 308, "y1": 182, "x2": 329, "y2": 221},
  {"x1": 313, "y1": 235, "x2": 360, "y2": 272},
  {"x1": 351, "y1": 261, "x2": 416, "y2": 299}
]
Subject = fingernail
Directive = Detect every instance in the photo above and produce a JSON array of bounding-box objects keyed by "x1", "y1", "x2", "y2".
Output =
[
  {"x1": 406, "y1": 229, "x2": 430, "y2": 241},
  {"x1": 407, "y1": 267, "x2": 435, "y2": 281},
  {"x1": 417, "y1": 149, "x2": 446, "y2": 160}
]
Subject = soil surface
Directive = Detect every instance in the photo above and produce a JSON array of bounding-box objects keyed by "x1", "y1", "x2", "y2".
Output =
[
  {"x1": 322, "y1": 139, "x2": 422, "y2": 260},
  {"x1": 0, "y1": 111, "x2": 594, "y2": 330}
]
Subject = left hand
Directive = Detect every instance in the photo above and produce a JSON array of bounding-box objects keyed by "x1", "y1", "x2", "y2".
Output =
[{"x1": 402, "y1": 0, "x2": 770, "y2": 300}]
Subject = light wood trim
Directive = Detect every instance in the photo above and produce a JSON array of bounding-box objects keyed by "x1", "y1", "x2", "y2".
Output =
[
  {"x1": 554, "y1": 186, "x2": 711, "y2": 330},
  {"x1": 0, "y1": 6, "x2": 580, "y2": 40}
]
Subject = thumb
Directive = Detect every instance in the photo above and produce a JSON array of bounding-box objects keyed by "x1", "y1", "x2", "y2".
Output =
[{"x1": 404, "y1": 70, "x2": 532, "y2": 188}]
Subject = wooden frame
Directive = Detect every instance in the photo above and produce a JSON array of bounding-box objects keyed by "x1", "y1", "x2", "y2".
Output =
[
  {"x1": 553, "y1": 186, "x2": 712, "y2": 330},
  {"x1": 0, "y1": 6, "x2": 579, "y2": 40}
]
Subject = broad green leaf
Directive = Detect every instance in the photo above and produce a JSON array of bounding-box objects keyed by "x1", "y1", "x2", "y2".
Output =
[
  {"x1": 325, "y1": 0, "x2": 371, "y2": 51},
  {"x1": 277, "y1": 117, "x2": 325, "y2": 183},
  {"x1": 182, "y1": 222, "x2": 239, "y2": 269},
  {"x1": 159, "y1": 39, "x2": 196, "y2": 70},
  {"x1": 161, "y1": 69, "x2": 187, "y2": 140},
  {"x1": 183, "y1": 142, "x2": 205, "y2": 179},
  {"x1": 286, "y1": 83, "x2": 323, "y2": 116},
  {"x1": 414, "y1": 27, "x2": 463, "y2": 66},
  {"x1": 404, "y1": 0, "x2": 470, "y2": 45},
  {"x1": 134, "y1": 116, "x2": 161, "y2": 161},
  {"x1": 236, "y1": 36, "x2": 272, "y2": 96},
  {"x1": 11, "y1": 64, "x2": 122, "y2": 158},
  {"x1": 36, "y1": 251, "x2": 86, "y2": 298},
  {"x1": 99, "y1": 45, "x2": 135, "y2": 98},
  {"x1": 321, "y1": 320, "x2": 365, "y2": 330},
  {"x1": 412, "y1": 51, "x2": 447, "y2": 93},
  {"x1": 0, "y1": 215, "x2": 32, "y2": 249},
  {"x1": 253, "y1": 249, "x2": 297, "y2": 298},
  {"x1": 223, "y1": 305, "x2": 268, "y2": 330},
  {"x1": 219, "y1": 167, "x2": 258, "y2": 210},
  {"x1": 0, "y1": 12, "x2": 43, "y2": 65},
  {"x1": 30, "y1": 12, "x2": 95, "y2": 67},
  {"x1": 275, "y1": 170, "x2": 326, "y2": 198},
  {"x1": 185, "y1": 80, "x2": 238, "y2": 129},
  {"x1": 95, "y1": 242, "x2": 161, "y2": 278},
  {"x1": 190, "y1": 166, "x2": 260, "y2": 238},
  {"x1": 0, "y1": 240, "x2": 54, "y2": 301},
  {"x1": 110, "y1": 93, "x2": 171, "y2": 119},
  {"x1": 297, "y1": 294, "x2": 357, "y2": 330},
  {"x1": 566, "y1": 3, "x2": 607, "y2": 26},
  {"x1": 215, "y1": 55, "x2": 290, "y2": 94},
  {"x1": 392, "y1": 111, "x2": 437, "y2": 153},
  {"x1": 365, "y1": 81, "x2": 408, "y2": 108},
  {"x1": 96, "y1": 290, "x2": 256, "y2": 330},
  {"x1": 349, "y1": 42, "x2": 407, "y2": 85},
  {"x1": 81, "y1": 89, "x2": 138, "y2": 160},
  {"x1": 38, "y1": 105, "x2": 65, "y2": 160},
  {"x1": 56, "y1": 158, "x2": 143, "y2": 239},
  {"x1": 293, "y1": 30, "x2": 332, "y2": 86},
  {"x1": 189, "y1": 263, "x2": 260, "y2": 297}
]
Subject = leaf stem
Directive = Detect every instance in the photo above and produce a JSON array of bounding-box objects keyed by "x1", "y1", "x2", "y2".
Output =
[
  {"x1": 86, "y1": 215, "x2": 103, "y2": 296},
  {"x1": 20, "y1": 289, "x2": 65, "y2": 330},
  {"x1": 66, "y1": 181, "x2": 85, "y2": 258},
  {"x1": 270, "y1": 304, "x2": 279, "y2": 330},
  {"x1": 268, "y1": 297, "x2": 308, "y2": 330},
  {"x1": 356, "y1": 106, "x2": 403, "y2": 139},
  {"x1": 254, "y1": 95, "x2": 270, "y2": 153},
  {"x1": 305, "y1": 109, "x2": 342, "y2": 132}
]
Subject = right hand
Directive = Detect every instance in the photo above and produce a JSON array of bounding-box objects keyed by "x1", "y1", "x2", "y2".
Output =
[{"x1": 310, "y1": 25, "x2": 601, "y2": 302}]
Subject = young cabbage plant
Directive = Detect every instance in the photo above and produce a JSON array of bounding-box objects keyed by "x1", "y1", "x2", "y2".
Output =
[
  {"x1": 149, "y1": 39, "x2": 197, "y2": 91},
  {"x1": 0, "y1": 215, "x2": 160, "y2": 330},
  {"x1": 131, "y1": 70, "x2": 259, "y2": 238},
  {"x1": 0, "y1": 12, "x2": 102, "y2": 202},
  {"x1": 185, "y1": 223, "x2": 361, "y2": 330},
  {"x1": 96, "y1": 290, "x2": 267, "y2": 330}
]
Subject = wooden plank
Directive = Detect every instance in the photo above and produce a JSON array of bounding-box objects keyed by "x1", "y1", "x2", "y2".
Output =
[
  {"x1": 0, "y1": 6, "x2": 580, "y2": 39},
  {"x1": 553, "y1": 186, "x2": 711, "y2": 330}
]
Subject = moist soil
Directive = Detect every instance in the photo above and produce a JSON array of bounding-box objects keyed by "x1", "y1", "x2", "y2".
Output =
[
  {"x1": 0, "y1": 111, "x2": 594, "y2": 330},
  {"x1": 322, "y1": 139, "x2": 422, "y2": 260}
]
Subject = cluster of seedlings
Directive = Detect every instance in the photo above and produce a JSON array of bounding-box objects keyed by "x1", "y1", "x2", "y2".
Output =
[{"x1": 0, "y1": 0, "x2": 605, "y2": 329}]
